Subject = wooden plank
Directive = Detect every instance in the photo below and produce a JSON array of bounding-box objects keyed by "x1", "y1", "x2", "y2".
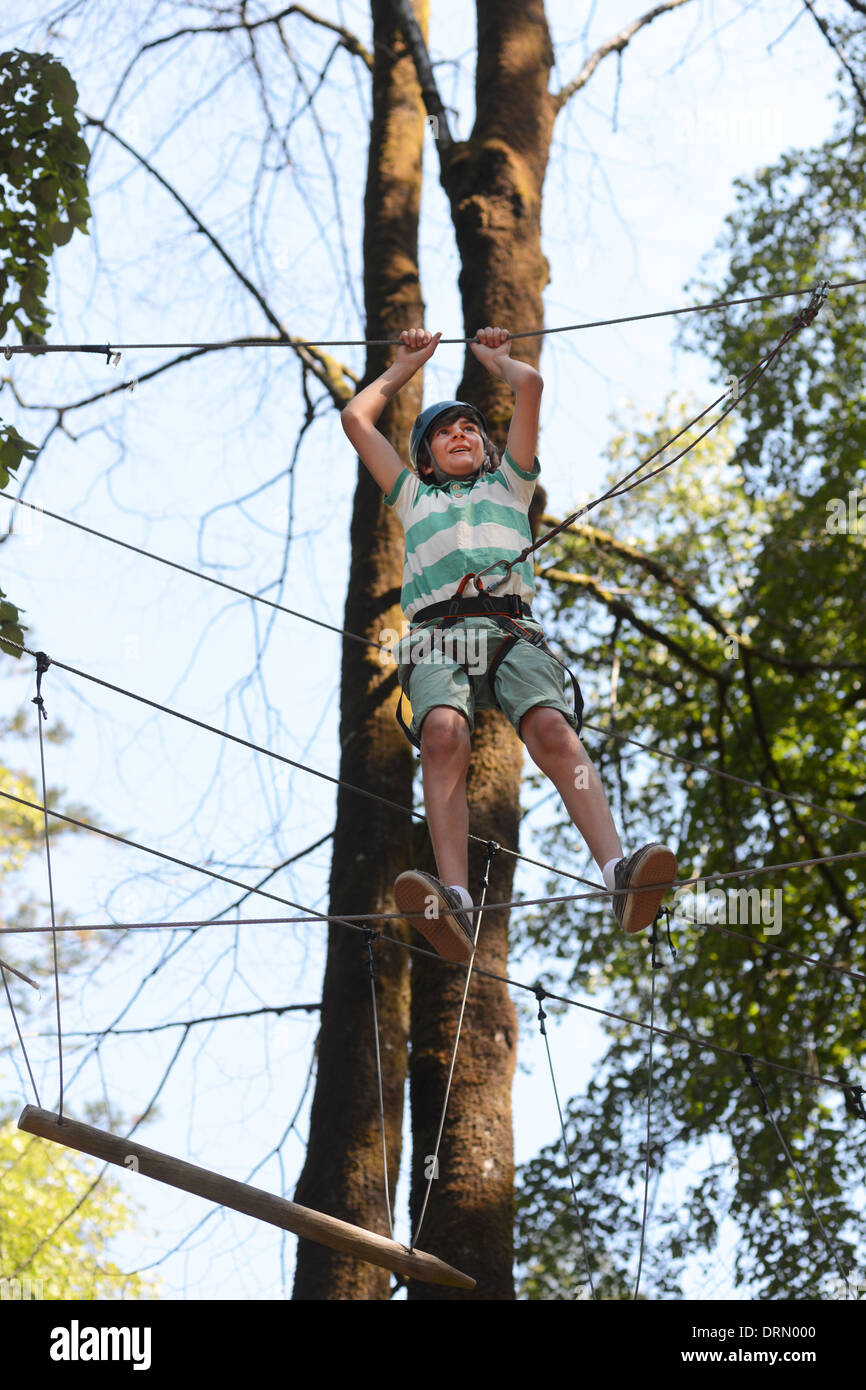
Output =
[{"x1": 17, "y1": 1106, "x2": 475, "y2": 1291}]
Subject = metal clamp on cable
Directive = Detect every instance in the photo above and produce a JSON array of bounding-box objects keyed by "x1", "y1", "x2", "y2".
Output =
[
  {"x1": 742, "y1": 1053, "x2": 770, "y2": 1117},
  {"x1": 32, "y1": 650, "x2": 51, "y2": 720},
  {"x1": 791, "y1": 279, "x2": 829, "y2": 331}
]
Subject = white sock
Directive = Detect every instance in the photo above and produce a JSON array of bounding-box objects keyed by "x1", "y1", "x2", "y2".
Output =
[
  {"x1": 448, "y1": 884, "x2": 474, "y2": 910},
  {"x1": 602, "y1": 856, "x2": 624, "y2": 892}
]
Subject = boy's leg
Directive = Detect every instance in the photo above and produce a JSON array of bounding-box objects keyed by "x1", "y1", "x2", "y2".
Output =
[
  {"x1": 394, "y1": 649, "x2": 477, "y2": 960},
  {"x1": 395, "y1": 707, "x2": 474, "y2": 961},
  {"x1": 419, "y1": 706, "x2": 472, "y2": 890},
  {"x1": 520, "y1": 705, "x2": 621, "y2": 868},
  {"x1": 520, "y1": 705, "x2": 676, "y2": 933}
]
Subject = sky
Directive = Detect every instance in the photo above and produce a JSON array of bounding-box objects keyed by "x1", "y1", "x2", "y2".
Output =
[{"x1": 0, "y1": 0, "x2": 850, "y2": 1301}]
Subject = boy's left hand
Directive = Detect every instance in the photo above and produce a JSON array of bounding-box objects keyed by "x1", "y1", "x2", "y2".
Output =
[{"x1": 470, "y1": 325, "x2": 511, "y2": 378}]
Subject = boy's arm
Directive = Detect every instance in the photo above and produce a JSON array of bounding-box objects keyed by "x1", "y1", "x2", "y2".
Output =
[
  {"x1": 469, "y1": 326, "x2": 542, "y2": 471},
  {"x1": 341, "y1": 329, "x2": 441, "y2": 494}
]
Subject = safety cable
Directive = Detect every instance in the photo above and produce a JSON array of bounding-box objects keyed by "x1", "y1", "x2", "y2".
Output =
[
  {"x1": 0, "y1": 636, "x2": 602, "y2": 892},
  {"x1": 3, "y1": 779, "x2": 865, "y2": 935},
  {"x1": 0, "y1": 492, "x2": 380, "y2": 652},
  {"x1": 474, "y1": 284, "x2": 828, "y2": 592},
  {"x1": 6, "y1": 637, "x2": 865, "y2": 915},
  {"x1": 1, "y1": 779, "x2": 863, "y2": 1098},
  {"x1": 1, "y1": 277, "x2": 862, "y2": 357},
  {"x1": 743, "y1": 1054, "x2": 853, "y2": 1298},
  {"x1": 2, "y1": 777, "x2": 866, "y2": 996},
  {"x1": 4, "y1": 489, "x2": 861, "y2": 837}
]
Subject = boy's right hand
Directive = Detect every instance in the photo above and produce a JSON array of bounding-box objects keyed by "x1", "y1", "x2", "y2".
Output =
[{"x1": 396, "y1": 328, "x2": 441, "y2": 372}]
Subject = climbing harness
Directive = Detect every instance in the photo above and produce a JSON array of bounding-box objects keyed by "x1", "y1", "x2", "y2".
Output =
[{"x1": 395, "y1": 571, "x2": 584, "y2": 750}]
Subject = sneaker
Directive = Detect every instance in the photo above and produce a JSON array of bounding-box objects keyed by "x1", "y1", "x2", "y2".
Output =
[
  {"x1": 612, "y1": 843, "x2": 678, "y2": 935},
  {"x1": 394, "y1": 870, "x2": 475, "y2": 963}
]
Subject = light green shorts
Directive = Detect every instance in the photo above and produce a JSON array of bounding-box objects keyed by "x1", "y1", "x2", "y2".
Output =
[{"x1": 396, "y1": 616, "x2": 583, "y2": 744}]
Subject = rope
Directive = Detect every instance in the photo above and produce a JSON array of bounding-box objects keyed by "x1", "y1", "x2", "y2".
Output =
[
  {"x1": 3, "y1": 901, "x2": 866, "y2": 988},
  {"x1": 742, "y1": 1054, "x2": 853, "y2": 1298},
  {"x1": 2, "y1": 276, "x2": 862, "y2": 357},
  {"x1": 364, "y1": 927, "x2": 395, "y2": 1241},
  {"x1": 0, "y1": 776, "x2": 860, "y2": 1097},
  {"x1": 4, "y1": 456, "x2": 864, "y2": 838},
  {"x1": 1, "y1": 965, "x2": 42, "y2": 1106},
  {"x1": 582, "y1": 720, "x2": 866, "y2": 833},
  {"x1": 474, "y1": 285, "x2": 828, "y2": 592},
  {"x1": 5, "y1": 635, "x2": 865, "y2": 923},
  {"x1": 632, "y1": 911, "x2": 672, "y2": 1300},
  {"x1": 411, "y1": 840, "x2": 499, "y2": 1249},
  {"x1": 3, "y1": 777, "x2": 865, "y2": 933},
  {"x1": 0, "y1": 493, "x2": 380, "y2": 652},
  {"x1": 534, "y1": 983, "x2": 595, "y2": 1300},
  {"x1": 5, "y1": 478, "x2": 861, "y2": 838},
  {"x1": 31, "y1": 653, "x2": 65, "y2": 1119},
  {"x1": 0, "y1": 633, "x2": 603, "y2": 893},
  {"x1": 2, "y1": 779, "x2": 866, "y2": 1005}
]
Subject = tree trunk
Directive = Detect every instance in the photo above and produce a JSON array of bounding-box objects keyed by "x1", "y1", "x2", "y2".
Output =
[
  {"x1": 406, "y1": 0, "x2": 556, "y2": 1300},
  {"x1": 292, "y1": 0, "x2": 429, "y2": 1301}
]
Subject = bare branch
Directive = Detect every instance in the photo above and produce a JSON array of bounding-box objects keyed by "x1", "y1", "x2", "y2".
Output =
[
  {"x1": 80, "y1": 116, "x2": 355, "y2": 406},
  {"x1": 540, "y1": 564, "x2": 728, "y2": 684},
  {"x1": 801, "y1": 0, "x2": 866, "y2": 118},
  {"x1": 554, "y1": 0, "x2": 695, "y2": 111},
  {"x1": 540, "y1": 515, "x2": 866, "y2": 675},
  {"x1": 137, "y1": 5, "x2": 373, "y2": 69},
  {"x1": 56, "y1": 1002, "x2": 321, "y2": 1038},
  {"x1": 389, "y1": 0, "x2": 453, "y2": 153}
]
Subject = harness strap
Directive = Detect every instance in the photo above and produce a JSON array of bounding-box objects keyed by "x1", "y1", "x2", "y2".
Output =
[
  {"x1": 396, "y1": 688, "x2": 422, "y2": 750},
  {"x1": 394, "y1": 597, "x2": 584, "y2": 749},
  {"x1": 484, "y1": 614, "x2": 584, "y2": 733}
]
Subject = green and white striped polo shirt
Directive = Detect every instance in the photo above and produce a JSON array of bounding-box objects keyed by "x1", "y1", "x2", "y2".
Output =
[{"x1": 384, "y1": 447, "x2": 539, "y2": 621}]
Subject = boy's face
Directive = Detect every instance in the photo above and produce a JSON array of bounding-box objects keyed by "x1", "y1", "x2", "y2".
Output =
[{"x1": 425, "y1": 416, "x2": 485, "y2": 479}]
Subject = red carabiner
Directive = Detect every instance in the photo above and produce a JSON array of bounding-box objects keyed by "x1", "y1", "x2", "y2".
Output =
[{"x1": 456, "y1": 572, "x2": 483, "y2": 595}]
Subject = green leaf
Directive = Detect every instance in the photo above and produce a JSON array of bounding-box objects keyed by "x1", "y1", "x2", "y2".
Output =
[{"x1": 51, "y1": 218, "x2": 74, "y2": 247}]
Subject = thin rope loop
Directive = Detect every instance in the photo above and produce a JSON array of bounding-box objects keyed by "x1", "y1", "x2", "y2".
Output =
[
  {"x1": 363, "y1": 927, "x2": 395, "y2": 1242},
  {"x1": 632, "y1": 910, "x2": 665, "y2": 1300},
  {"x1": 1, "y1": 965, "x2": 42, "y2": 1107},
  {"x1": 32, "y1": 653, "x2": 65, "y2": 1119},
  {"x1": 534, "y1": 983, "x2": 595, "y2": 1300}
]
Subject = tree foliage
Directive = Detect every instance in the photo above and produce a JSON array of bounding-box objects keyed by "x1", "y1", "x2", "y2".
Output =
[
  {"x1": 1, "y1": 707, "x2": 156, "y2": 1298},
  {"x1": 514, "y1": 122, "x2": 866, "y2": 1299},
  {"x1": 0, "y1": 419, "x2": 37, "y2": 656},
  {"x1": 0, "y1": 49, "x2": 91, "y2": 344},
  {"x1": 0, "y1": 1117, "x2": 158, "y2": 1300}
]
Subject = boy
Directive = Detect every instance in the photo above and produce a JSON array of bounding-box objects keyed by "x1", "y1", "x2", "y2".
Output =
[{"x1": 341, "y1": 325, "x2": 677, "y2": 962}]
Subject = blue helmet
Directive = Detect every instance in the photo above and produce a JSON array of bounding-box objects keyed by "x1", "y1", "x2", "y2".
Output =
[{"x1": 408, "y1": 400, "x2": 492, "y2": 483}]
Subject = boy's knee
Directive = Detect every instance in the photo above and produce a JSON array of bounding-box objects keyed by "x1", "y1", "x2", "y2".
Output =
[
  {"x1": 521, "y1": 705, "x2": 576, "y2": 759},
  {"x1": 420, "y1": 706, "x2": 471, "y2": 761}
]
